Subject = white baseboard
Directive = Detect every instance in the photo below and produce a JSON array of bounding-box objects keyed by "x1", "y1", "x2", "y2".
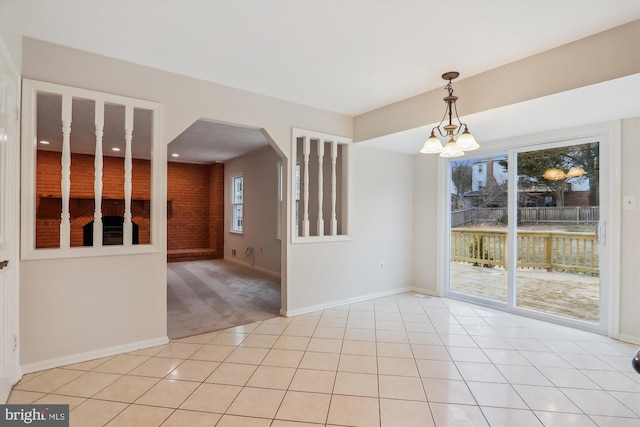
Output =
[
  {"x1": 20, "y1": 336, "x2": 169, "y2": 374},
  {"x1": 410, "y1": 287, "x2": 439, "y2": 297},
  {"x1": 280, "y1": 287, "x2": 416, "y2": 317},
  {"x1": 223, "y1": 256, "x2": 281, "y2": 280},
  {"x1": 618, "y1": 333, "x2": 640, "y2": 346}
]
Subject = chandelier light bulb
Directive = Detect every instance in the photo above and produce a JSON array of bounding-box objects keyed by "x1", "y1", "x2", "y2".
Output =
[
  {"x1": 456, "y1": 128, "x2": 479, "y2": 151},
  {"x1": 420, "y1": 132, "x2": 444, "y2": 153},
  {"x1": 440, "y1": 137, "x2": 464, "y2": 158}
]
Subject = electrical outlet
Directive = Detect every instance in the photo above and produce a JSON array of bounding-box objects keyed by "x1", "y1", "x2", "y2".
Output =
[
  {"x1": 380, "y1": 262, "x2": 384, "y2": 270},
  {"x1": 232, "y1": 249, "x2": 236, "y2": 256}
]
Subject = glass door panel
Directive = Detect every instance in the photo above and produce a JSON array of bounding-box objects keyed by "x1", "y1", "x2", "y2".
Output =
[
  {"x1": 449, "y1": 155, "x2": 509, "y2": 303},
  {"x1": 515, "y1": 142, "x2": 600, "y2": 322}
]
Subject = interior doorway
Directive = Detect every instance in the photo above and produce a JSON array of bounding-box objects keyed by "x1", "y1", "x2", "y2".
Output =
[{"x1": 165, "y1": 119, "x2": 284, "y2": 339}]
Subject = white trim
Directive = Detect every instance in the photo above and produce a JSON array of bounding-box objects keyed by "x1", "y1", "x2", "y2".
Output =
[
  {"x1": 442, "y1": 121, "x2": 621, "y2": 337},
  {"x1": 230, "y1": 173, "x2": 244, "y2": 233},
  {"x1": 279, "y1": 287, "x2": 414, "y2": 317},
  {"x1": 291, "y1": 128, "x2": 352, "y2": 243},
  {"x1": 21, "y1": 245, "x2": 160, "y2": 261},
  {"x1": 0, "y1": 35, "x2": 21, "y2": 401},
  {"x1": 436, "y1": 156, "x2": 447, "y2": 297},
  {"x1": 617, "y1": 334, "x2": 640, "y2": 346},
  {"x1": 291, "y1": 235, "x2": 351, "y2": 244},
  {"x1": 20, "y1": 336, "x2": 169, "y2": 374},
  {"x1": 604, "y1": 121, "x2": 621, "y2": 340},
  {"x1": 20, "y1": 79, "x2": 164, "y2": 260}
]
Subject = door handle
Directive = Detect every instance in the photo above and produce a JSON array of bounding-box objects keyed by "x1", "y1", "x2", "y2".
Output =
[
  {"x1": 596, "y1": 221, "x2": 606, "y2": 245},
  {"x1": 0, "y1": 260, "x2": 8, "y2": 269}
]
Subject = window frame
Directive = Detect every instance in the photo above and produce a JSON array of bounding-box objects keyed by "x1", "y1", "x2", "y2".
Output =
[
  {"x1": 230, "y1": 173, "x2": 244, "y2": 234},
  {"x1": 291, "y1": 128, "x2": 351, "y2": 244},
  {"x1": 20, "y1": 79, "x2": 165, "y2": 260}
]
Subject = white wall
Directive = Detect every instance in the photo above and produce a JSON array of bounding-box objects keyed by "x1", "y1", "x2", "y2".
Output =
[
  {"x1": 286, "y1": 145, "x2": 414, "y2": 314},
  {"x1": 225, "y1": 146, "x2": 282, "y2": 276},
  {"x1": 18, "y1": 38, "x2": 352, "y2": 369},
  {"x1": 0, "y1": 2, "x2": 22, "y2": 71},
  {"x1": 20, "y1": 254, "x2": 167, "y2": 371},
  {"x1": 620, "y1": 117, "x2": 640, "y2": 343},
  {"x1": 411, "y1": 154, "x2": 439, "y2": 295}
]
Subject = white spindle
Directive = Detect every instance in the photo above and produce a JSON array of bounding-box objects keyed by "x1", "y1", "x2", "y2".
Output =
[
  {"x1": 317, "y1": 139, "x2": 325, "y2": 236},
  {"x1": 330, "y1": 141, "x2": 338, "y2": 235},
  {"x1": 123, "y1": 105, "x2": 133, "y2": 246},
  {"x1": 93, "y1": 101, "x2": 104, "y2": 247},
  {"x1": 60, "y1": 95, "x2": 72, "y2": 248},
  {"x1": 302, "y1": 136, "x2": 310, "y2": 237}
]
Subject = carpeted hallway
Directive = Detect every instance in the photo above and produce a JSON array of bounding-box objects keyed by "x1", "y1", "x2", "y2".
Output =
[{"x1": 167, "y1": 260, "x2": 281, "y2": 339}]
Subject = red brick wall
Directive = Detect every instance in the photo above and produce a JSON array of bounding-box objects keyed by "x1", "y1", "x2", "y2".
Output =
[
  {"x1": 167, "y1": 161, "x2": 224, "y2": 261},
  {"x1": 36, "y1": 151, "x2": 151, "y2": 248},
  {"x1": 35, "y1": 150, "x2": 224, "y2": 259},
  {"x1": 167, "y1": 162, "x2": 211, "y2": 250}
]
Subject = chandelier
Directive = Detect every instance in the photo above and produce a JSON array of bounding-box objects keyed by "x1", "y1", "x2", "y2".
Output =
[{"x1": 420, "y1": 71, "x2": 478, "y2": 157}]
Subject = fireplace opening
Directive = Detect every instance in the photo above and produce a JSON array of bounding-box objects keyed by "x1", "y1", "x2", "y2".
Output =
[{"x1": 83, "y1": 216, "x2": 139, "y2": 246}]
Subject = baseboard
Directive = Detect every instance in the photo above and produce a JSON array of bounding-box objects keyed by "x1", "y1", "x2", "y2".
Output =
[
  {"x1": 618, "y1": 333, "x2": 640, "y2": 346},
  {"x1": 410, "y1": 287, "x2": 439, "y2": 297},
  {"x1": 280, "y1": 287, "x2": 415, "y2": 317},
  {"x1": 20, "y1": 336, "x2": 169, "y2": 374},
  {"x1": 223, "y1": 256, "x2": 281, "y2": 280}
]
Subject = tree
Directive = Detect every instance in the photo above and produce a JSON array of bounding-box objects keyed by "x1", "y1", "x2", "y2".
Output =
[
  {"x1": 498, "y1": 142, "x2": 598, "y2": 207},
  {"x1": 451, "y1": 160, "x2": 473, "y2": 198}
]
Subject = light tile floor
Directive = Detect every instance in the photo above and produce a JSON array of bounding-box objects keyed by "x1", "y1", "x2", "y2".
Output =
[{"x1": 8, "y1": 294, "x2": 640, "y2": 427}]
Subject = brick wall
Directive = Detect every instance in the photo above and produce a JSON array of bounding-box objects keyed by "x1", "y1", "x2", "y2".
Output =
[
  {"x1": 167, "y1": 161, "x2": 224, "y2": 261},
  {"x1": 35, "y1": 150, "x2": 224, "y2": 260}
]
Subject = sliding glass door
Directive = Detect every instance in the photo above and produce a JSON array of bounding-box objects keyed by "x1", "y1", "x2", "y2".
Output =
[
  {"x1": 449, "y1": 154, "x2": 509, "y2": 304},
  {"x1": 513, "y1": 140, "x2": 601, "y2": 324},
  {"x1": 448, "y1": 134, "x2": 608, "y2": 331}
]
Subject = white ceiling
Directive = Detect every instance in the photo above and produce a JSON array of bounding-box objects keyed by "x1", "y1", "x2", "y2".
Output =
[{"x1": 5, "y1": 0, "x2": 640, "y2": 162}]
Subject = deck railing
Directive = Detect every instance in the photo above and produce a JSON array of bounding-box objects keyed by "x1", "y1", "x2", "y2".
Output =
[
  {"x1": 451, "y1": 207, "x2": 599, "y2": 227},
  {"x1": 451, "y1": 229, "x2": 599, "y2": 275}
]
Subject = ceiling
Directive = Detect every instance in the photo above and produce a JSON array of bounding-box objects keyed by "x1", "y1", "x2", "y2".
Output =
[{"x1": 6, "y1": 0, "x2": 640, "y2": 162}]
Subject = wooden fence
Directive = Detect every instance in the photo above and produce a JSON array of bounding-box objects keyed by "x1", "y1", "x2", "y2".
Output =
[
  {"x1": 451, "y1": 229, "x2": 599, "y2": 275},
  {"x1": 451, "y1": 206, "x2": 599, "y2": 227}
]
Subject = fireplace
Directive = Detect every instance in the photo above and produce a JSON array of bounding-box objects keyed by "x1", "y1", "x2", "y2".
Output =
[{"x1": 83, "y1": 216, "x2": 139, "y2": 246}]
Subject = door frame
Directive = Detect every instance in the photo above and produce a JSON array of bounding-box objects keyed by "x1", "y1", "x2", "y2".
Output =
[
  {"x1": 0, "y1": 37, "x2": 21, "y2": 403},
  {"x1": 441, "y1": 121, "x2": 621, "y2": 338}
]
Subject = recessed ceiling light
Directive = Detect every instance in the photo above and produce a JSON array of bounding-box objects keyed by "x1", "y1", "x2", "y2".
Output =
[
  {"x1": 171, "y1": 153, "x2": 179, "y2": 158},
  {"x1": 112, "y1": 147, "x2": 121, "y2": 152},
  {"x1": 39, "y1": 140, "x2": 50, "y2": 145}
]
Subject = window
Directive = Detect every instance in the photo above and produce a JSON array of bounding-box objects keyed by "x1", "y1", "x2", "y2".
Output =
[
  {"x1": 292, "y1": 129, "x2": 351, "y2": 242},
  {"x1": 231, "y1": 174, "x2": 244, "y2": 233}
]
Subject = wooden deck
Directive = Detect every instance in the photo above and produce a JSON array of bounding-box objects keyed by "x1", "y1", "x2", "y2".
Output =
[{"x1": 450, "y1": 262, "x2": 599, "y2": 323}]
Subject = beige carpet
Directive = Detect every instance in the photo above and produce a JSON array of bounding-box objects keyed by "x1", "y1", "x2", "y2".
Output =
[{"x1": 167, "y1": 259, "x2": 281, "y2": 339}]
